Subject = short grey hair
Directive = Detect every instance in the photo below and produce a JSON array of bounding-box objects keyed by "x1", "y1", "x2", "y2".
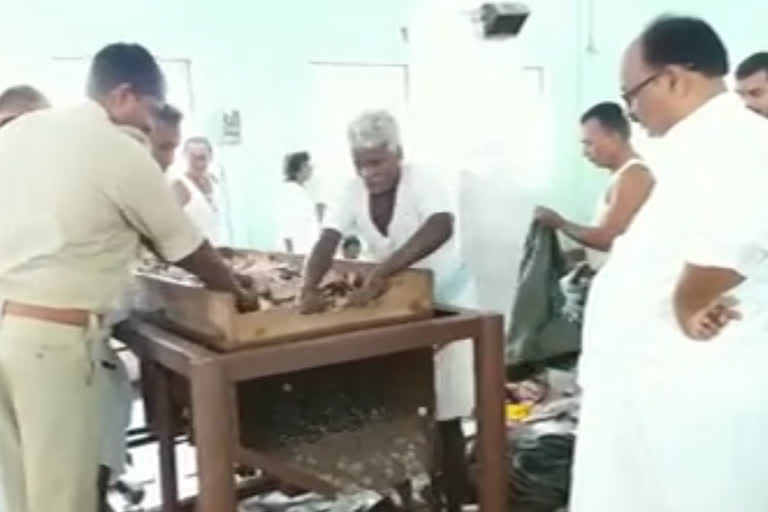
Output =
[
  {"x1": 347, "y1": 109, "x2": 400, "y2": 151},
  {"x1": 0, "y1": 85, "x2": 48, "y2": 112}
]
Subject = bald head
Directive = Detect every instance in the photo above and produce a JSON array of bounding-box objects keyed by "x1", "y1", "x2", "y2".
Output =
[
  {"x1": 0, "y1": 85, "x2": 49, "y2": 127},
  {"x1": 620, "y1": 16, "x2": 728, "y2": 136}
]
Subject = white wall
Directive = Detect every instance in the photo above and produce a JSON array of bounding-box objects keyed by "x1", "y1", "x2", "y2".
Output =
[
  {"x1": 0, "y1": 0, "x2": 411, "y2": 249},
  {"x1": 406, "y1": 0, "x2": 548, "y2": 315},
  {"x1": 5, "y1": 0, "x2": 767, "y2": 314}
]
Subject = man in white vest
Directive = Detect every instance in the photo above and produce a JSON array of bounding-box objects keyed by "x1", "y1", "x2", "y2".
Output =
[{"x1": 535, "y1": 102, "x2": 653, "y2": 271}]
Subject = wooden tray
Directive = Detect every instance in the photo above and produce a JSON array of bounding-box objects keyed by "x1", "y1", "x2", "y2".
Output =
[{"x1": 134, "y1": 251, "x2": 434, "y2": 352}]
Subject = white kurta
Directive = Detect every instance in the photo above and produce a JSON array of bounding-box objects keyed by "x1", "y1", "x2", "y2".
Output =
[
  {"x1": 571, "y1": 93, "x2": 768, "y2": 512},
  {"x1": 276, "y1": 182, "x2": 320, "y2": 254},
  {"x1": 324, "y1": 164, "x2": 478, "y2": 420},
  {"x1": 177, "y1": 174, "x2": 221, "y2": 245}
]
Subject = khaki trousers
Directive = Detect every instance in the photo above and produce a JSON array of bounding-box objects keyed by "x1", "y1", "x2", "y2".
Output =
[{"x1": 0, "y1": 312, "x2": 105, "y2": 512}]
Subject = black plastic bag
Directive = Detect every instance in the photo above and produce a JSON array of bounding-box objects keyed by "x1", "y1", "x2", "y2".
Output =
[{"x1": 506, "y1": 221, "x2": 582, "y2": 365}]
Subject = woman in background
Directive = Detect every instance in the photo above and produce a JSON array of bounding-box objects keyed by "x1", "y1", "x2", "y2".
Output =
[{"x1": 277, "y1": 151, "x2": 321, "y2": 254}]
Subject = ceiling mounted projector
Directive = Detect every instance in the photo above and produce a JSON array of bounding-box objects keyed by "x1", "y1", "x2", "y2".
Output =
[{"x1": 478, "y1": 2, "x2": 530, "y2": 38}]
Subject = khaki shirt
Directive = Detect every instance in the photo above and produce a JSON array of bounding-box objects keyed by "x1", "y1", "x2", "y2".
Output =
[{"x1": 0, "y1": 100, "x2": 203, "y2": 311}]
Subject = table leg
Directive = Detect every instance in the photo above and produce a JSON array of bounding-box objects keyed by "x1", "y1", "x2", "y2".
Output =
[
  {"x1": 190, "y1": 360, "x2": 236, "y2": 512},
  {"x1": 148, "y1": 362, "x2": 179, "y2": 512},
  {"x1": 474, "y1": 316, "x2": 507, "y2": 512}
]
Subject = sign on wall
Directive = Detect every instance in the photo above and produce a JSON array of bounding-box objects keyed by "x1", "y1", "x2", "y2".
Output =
[{"x1": 219, "y1": 109, "x2": 242, "y2": 146}]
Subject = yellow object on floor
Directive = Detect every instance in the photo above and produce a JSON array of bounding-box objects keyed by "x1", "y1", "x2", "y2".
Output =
[{"x1": 506, "y1": 402, "x2": 533, "y2": 422}]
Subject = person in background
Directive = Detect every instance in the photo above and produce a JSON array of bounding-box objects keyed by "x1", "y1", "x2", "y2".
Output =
[
  {"x1": 0, "y1": 85, "x2": 49, "y2": 127},
  {"x1": 172, "y1": 136, "x2": 222, "y2": 243},
  {"x1": 735, "y1": 51, "x2": 768, "y2": 117},
  {"x1": 0, "y1": 42, "x2": 254, "y2": 512},
  {"x1": 0, "y1": 83, "x2": 49, "y2": 512},
  {"x1": 300, "y1": 110, "x2": 476, "y2": 512},
  {"x1": 149, "y1": 104, "x2": 182, "y2": 170},
  {"x1": 570, "y1": 16, "x2": 768, "y2": 511},
  {"x1": 341, "y1": 235, "x2": 362, "y2": 260},
  {"x1": 278, "y1": 151, "x2": 321, "y2": 254},
  {"x1": 534, "y1": 102, "x2": 654, "y2": 270}
]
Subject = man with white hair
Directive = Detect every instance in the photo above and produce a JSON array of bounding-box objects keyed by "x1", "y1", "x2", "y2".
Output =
[{"x1": 300, "y1": 109, "x2": 477, "y2": 511}]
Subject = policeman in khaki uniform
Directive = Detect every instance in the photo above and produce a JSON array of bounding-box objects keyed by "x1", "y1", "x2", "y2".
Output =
[
  {"x1": 97, "y1": 106, "x2": 185, "y2": 511},
  {"x1": 0, "y1": 43, "x2": 252, "y2": 512}
]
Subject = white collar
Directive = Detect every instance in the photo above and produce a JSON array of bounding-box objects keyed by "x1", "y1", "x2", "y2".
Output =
[
  {"x1": 663, "y1": 92, "x2": 736, "y2": 143},
  {"x1": 79, "y1": 98, "x2": 110, "y2": 121}
]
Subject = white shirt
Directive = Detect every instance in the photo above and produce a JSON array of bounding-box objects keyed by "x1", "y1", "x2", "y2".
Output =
[
  {"x1": 581, "y1": 93, "x2": 768, "y2": 386},
  {"x1": 0, "y1": 101, "x2": 202, "y2": 311},
  {"x1": 325, "y1": 163, "x2": 478, "y2": 420},
  {"x1": 571, "y1": 93, "x2": 768, "y2": 512},
  {"x1": 176, "y1": 174, "x2": 221, "y2": 245},
  {"x1": 276, "y1": 181, "x2": 320, "y2": 254},
  {"x1": 324, "y1": 164, "x2": 476, "y2": 307}
]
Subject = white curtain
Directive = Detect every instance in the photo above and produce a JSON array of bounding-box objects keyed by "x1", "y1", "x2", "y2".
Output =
[{"x1": 407, "y1": 0, "x2": 547, "y2": 317}]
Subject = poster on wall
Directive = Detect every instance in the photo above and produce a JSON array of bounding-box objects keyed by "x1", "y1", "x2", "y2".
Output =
[{"x1": 220, "y1": 109, "x2": 242, "y2": 146}]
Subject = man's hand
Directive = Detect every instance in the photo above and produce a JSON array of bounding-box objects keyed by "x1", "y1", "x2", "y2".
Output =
[
  {"x1": 674, "y1": 264, "x2": 745, "y2": 341},
  {"x1": 680, "y1": 296, "x2": 741, "y2": 341},
  {"x1": 234, "y1": 273, "x2": 254, "y2": 290},
  {"x1": 348, "y1": 270, "x2": 389, "y2": 308},
  {"x1": 298, "y1": 287, "x2": 327, "y2": 314},
  {"x1": 534, "y1": 206, "x2": 565, "y2": 229},
  {"x1": 234, "y1": 286, "x2": 260, "y2": 313}
]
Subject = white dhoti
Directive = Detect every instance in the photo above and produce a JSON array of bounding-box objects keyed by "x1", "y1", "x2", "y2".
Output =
[
  {"x1": 99, "y1": 342, "x2": 134, "y2": 481},
  {"x1": 433, "y1": 265, "x2": 477, "y2": 421},
  {"x1": 100, "y1": 287, "x2": 142, "y2": 481},
  {"x1": 571, "y1": 340, "x2": 768, "y2": 512}
]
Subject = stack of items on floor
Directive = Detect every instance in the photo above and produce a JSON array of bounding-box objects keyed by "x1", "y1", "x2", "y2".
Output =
[
  {"x1": 468, "y1": 369, "x2": 579, "y2": 512},
  {"x1": 238, "y1": 476, "x2": 432, "y2": 512}
]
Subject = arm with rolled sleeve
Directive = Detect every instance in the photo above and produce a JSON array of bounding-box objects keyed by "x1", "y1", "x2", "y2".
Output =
[
  {"x1": 301, "y1": 181, "x2": 357, "y2": 294},
  {"x1": 104, "y1": 141, "x2": 255, "y2": 308},
  {"x1": 374, "y1": 172, "x2": 455, "y2": 279},
  {"x1": 322, "y1": 181, "x2": 358, "y2": 236},
  {"x1": 684, "y1": 167, "x2": 766, "y2": 274},
  {"x1": 674, "y1": 170, "x2": 766, "y2": 335},
  {"x1": 108, "y1": 141, "x2": 203, "y2": 262}
]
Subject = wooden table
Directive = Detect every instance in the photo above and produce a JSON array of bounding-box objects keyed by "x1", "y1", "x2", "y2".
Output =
[{"x1": 116, "y1": 309, "x2": 506, "y2": 512}]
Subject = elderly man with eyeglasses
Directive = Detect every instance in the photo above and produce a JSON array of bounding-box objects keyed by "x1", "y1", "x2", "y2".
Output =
[{"x1": 569, "y1": 15, "x2": 768, "y2": 512}]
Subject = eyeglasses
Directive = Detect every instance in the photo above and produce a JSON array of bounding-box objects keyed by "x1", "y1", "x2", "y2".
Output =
[
  {"x1": 621, "y1": 72, "x2": 662, "y2": 106},
  {"x1": 0, "y1": 114, "x2": 19, "y2": 129}
]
